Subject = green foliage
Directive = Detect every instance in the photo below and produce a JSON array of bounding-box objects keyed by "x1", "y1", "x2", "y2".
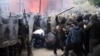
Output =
[
  {"x1": 89, "y1": 0, "x2": 100, "y2": 7},
  {"x1": 73, "y1": 0, "x2": 85, "y2": 4}
]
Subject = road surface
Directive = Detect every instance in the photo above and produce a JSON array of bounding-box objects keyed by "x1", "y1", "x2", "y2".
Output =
[
  {"x1": 33, "y1": 48, "x2": 63, "y2": 56},
  {"x1": 22, "y1": 48, "x2": 63, "y2": 56}
]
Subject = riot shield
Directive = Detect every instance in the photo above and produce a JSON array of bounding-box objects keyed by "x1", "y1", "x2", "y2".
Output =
[{"x1": 0, "y1": 17, "x2": 18, "y2": 48}]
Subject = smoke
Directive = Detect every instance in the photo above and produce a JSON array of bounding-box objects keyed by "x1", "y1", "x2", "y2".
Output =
[{"x1": 0, "y1": 0, "x2": 75, "y2": 15}]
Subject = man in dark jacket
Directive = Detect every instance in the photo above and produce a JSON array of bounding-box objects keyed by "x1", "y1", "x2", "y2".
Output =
[
  {"x1": 47, "y1": 17, "x2": 51, "y2": 33},
  {"x1": 85, "y1": 15, "x2": 100, "y2": 53},
  {"x1": 85, "y1": 14, "x2": 100, "y2": 53},
  {"x1": 64, "y1": 21, "x2": 84, "y2": 56}
]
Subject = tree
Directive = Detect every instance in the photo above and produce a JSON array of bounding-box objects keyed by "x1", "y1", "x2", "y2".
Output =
[
  {"x1": 89, "y1": 0, "x2": 100, "y2": 7},
  {"x1": 73, "y1": 0, "x2": 86, "y2": 5}
]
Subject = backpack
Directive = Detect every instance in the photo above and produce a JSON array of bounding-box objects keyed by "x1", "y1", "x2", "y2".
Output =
[{"x1": 45, "y1": 32, "x2": 56, "y2": 44}]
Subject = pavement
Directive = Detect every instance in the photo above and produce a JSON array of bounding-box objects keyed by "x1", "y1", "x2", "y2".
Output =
[
  {"x1": 22, "y1": 48, "x2": 63, "y2": 56},
  {"x1": 33, "y1": 48, "x2": 64, "y2": 56}
]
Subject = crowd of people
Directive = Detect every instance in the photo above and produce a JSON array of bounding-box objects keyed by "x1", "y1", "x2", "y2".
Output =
[
  {"x1": 32, "y1": 12, "x2": 100, "y2": 56},
  {"x1": 0, "y1": 11, "x2": 100, "y2": 56}
]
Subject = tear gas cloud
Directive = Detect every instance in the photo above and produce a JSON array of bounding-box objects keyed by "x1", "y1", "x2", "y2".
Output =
[{"x1": 0, "y1": 0, "x2": 75, "y2": 15}]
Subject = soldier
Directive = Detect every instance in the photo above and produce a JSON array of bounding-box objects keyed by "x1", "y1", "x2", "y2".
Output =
[
  {"x1": 18, "y1": 11, "x2": 32, "y2": 56},
  {"x1": 47, "y1": 17, "x2": 51, "y2": 33},
  {"x1": 84, "y1": 14, "x2": 100, "y2": 53},
  {"x1": 0, "y1": 16, "x2": 19, "y2": 56},
  {"x1": 33, "y1": 15, "x2": 41, "y2": 32},
  {"x1": 55, "y1": 16, "x2": 67, "y2": 55}
]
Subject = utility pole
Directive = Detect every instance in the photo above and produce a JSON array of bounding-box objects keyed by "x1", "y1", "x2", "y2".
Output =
[
  {"x1": 39, "y1": 0, "x2": 41, "y2": 14},
  {"x1": 0, "y1": 6, "x2": 1, "y2": 16},
  {"x1": 0, "y1": 0, "x2": 2, "y2": 16},
  {"x1": 20, "y1": 0, "x2": 24, "y2": 13},
  {"x1": 20, "y1": 0, "x2": 22, "y2": 13}
]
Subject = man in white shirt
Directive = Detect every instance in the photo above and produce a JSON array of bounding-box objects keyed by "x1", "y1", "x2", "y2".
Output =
[
  {"x1": 32, "y1": 28, "x2": 45, "y2": 47},
  {"x1": 33, "y1": 28, "x2": 45, "y2": 36}
]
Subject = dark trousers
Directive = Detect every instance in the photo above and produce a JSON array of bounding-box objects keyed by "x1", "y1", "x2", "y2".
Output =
[
  {"x1": 18, "y1": 37, "x2": 32, "y2": 56},
  {"x1": 53, "y1": 41, "x2": 64, "y2": 55},
  {"x1": 89, "y1": 39, "x2": 100, "y2": 52},
  {"x1": 19, "y1": 41, "x2": 32, "y2": 56},
  {"x1": 9, "y1": 43, "x2": 19, "y2": 56},
  {"x1": 64, "y1": 43, "x2": 83, "y2": 56},
  {"x1": 0, "y1": 43, "x2": 19, "y2": 56},
  {"x1": 0, "y1": 47, "x2": 9, "y2": 56},
  {"x1": 84, "y1": 39, "x2": 89, "y2": 56},
  {"x1": 33, "y1": 34, "x2": 44, "y2": 47}
]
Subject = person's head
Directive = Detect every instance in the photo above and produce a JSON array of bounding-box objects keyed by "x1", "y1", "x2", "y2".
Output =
[
  {"x1": 36, "y1": 27, "x2": 41, "y2": 29},
  {"x1": 60, "y1": 17, "x2": 66, "y2": 24},
  {"x1": 76, "y1": 15, "x2": 83, "y2": 23},
  {"x1": 18, "y1": 19, "x2": 24, "y2": 25},
  {"x1": 84, "y1": 14, "x2": 91, "y2": 20},
  {"x1": 71, "y1": 13, "x2": 77, "y2": 19},
  {"x1": 71, "y1": 21, "x2": 77, "y2": 27},
  {"x1": 89, "y1": 14, "x2": 99, "y2": 22},
  {"x1": 48, "y1": 17, "x2": 51, "y2": 20},
  {"x1": 51, "y1": 27, "x2": 55, "y2": 33}
]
